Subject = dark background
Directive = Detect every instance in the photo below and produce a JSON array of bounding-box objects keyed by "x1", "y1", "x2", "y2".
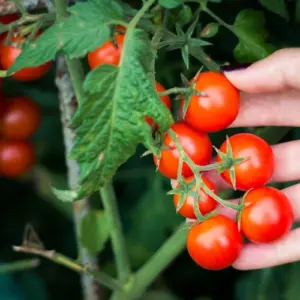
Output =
[{"x1": 1, "y1": 0, "x2": 300, "y2": 299}]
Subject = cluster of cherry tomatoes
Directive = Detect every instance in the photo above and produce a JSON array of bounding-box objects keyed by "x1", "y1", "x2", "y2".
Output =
[
  {"x1": 153, "y1": 71, "x2": 294, "y2": 271},
  {"x1": 88, "y1": 30, "x2": 294, "y2": 270},
  {"x1": 0, "y1": 93, "x2": 41, "y2": 178},
  {"x1": 0, "y1": 14, "x2": 49, "y2": 178}
]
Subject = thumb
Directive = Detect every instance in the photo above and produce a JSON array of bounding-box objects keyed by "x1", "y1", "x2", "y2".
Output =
[{"x1": 223, "y1": 48, "x2": 300, "y2": 93}]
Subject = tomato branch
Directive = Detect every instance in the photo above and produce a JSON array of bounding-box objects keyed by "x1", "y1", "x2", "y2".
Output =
[
  {"x1": 126, "y1": 223, "x2": 187, "y2": 299},
  {"x1": 12, "y1": 245, "x2": 123, "y2": 291},
  {"x1": 0, "y1": 258, "x2": 40, "y2": 273}
]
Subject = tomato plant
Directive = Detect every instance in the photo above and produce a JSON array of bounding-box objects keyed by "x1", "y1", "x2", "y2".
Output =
[
  {"x1": 173, "y1": 175, "x2": 217, "y2": 219},
  {"x1": 186, "y1": 215, "x2": 243, "y2": 270},
  {"x1": 154, "y1": 121, "x2": 212, "y2": 179},
  {"x1": 0, "y1": 32, "x2": 52, "y2": 81},
  {"x1": 216, "y1": 133, "x2": 275, "y2": 191},
  {"x1": 0, "y1": 0, "x2": 298, "y2": 300},
  {"x1": 241, "y1": 186, "x2": 294, "y2": 243},
  {"x1": 1, "y1": 96, "x2": 41, "y2": 140},
  {"x1": 0, "y1": 140, "x2": 35, "y2": 177},
  {"x1": 88, "y1": 34, "x2": 125, "y2": 69},
  {"x1": 180, "y1": 71, "x2": 240, "y2": 132}
]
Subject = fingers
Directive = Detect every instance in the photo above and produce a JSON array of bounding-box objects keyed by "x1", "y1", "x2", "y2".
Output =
[
  {"x1": 232, "y1": 227, "x2": 300, "y2": 270},
  {"x1": 224, "y1": 48, "x2": 300, "y2": 93},
  {"x1": 205, "y1": 140, "x2": 300, "y2": 191},
  {"x1": 229, "y1": 89, "x2": 300, "y2": 128},
  {"x1": 219, "y1": 184, "x2": 300, "y2": 222}
]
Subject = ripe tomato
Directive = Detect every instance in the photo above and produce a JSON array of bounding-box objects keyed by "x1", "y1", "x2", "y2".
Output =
[
  {"x1": 0, "y1": 32, "x2": 52, "y2": 81},
  {"x1": 153, "y1": 122, "x2": 212, "y2": 179},
  {"x1": 173, "y1": 175, "x2": 218, "y2": 219},
  {"x1": 0, "y1": 140, "x2": 35, "y2": 177},
  {"x1": 187, "y1": 215, "x2": 243, "y2": 270},
  {"x1": 88, "y1": 34, "x2": 125, "y2": 69},
  {"x1": 180, "y1": 71, "x2": 240, "y2": 132},
  {"x1": 241, "y1": 187, "x2": 294, "y2": 244},
  {"x1": 1, "y1": 96, "x2": 41, "y2": 140},
  {"x1": 145, "y1": 82, "x2": 171, "y2": 129},
  {"x1": 216, "y1": 133, "x2": 275, "y2": 191}
]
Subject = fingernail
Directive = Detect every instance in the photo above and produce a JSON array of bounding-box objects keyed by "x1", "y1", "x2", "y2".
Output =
[{"x1": 221, "y1": 63, "x2": 252, "y2": 72}]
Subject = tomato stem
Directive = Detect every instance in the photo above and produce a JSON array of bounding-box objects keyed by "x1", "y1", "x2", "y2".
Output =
[
  {"x1": 12, "y1": 245, "x2": 123, "y2": 291},
  {"x1": 168, "y1": 128, "x2": 243, "y2": 212}
]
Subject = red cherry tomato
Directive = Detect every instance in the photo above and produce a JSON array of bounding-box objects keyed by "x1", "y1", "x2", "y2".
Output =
[
  {"x1": 173, "y1": 175, "x2": 218, "y2": 219},
  {"x1": 187, "y1": 215, "x2": 243, "y2": 270},
  {"x1": 216, "y1": 133, "x2": 275, "y2": 191},
  {"x1": 1, "y1": 96, "x2": 41, "y2": 140},
  {"x1": 0, "y1": 32, "x2": 52, "y2": 81},
  {"x1": 180, "y1": 71, "x2": 240, "y2": 132},
  {"x1": 88, "y1": 34, "x2": 125, "y2": 69},
  {"x1": 0, "y1": 140, "x2": 35, "y2": 177},
  {"x1": 153, "y1": 121, "x2": 212, "y2": 179},
  {"x1": 145, "y1": 82, "x2": 171, "y2": 129},
  {"x1": 241, "y1": 187, "x2": 294, "y2": 244}
]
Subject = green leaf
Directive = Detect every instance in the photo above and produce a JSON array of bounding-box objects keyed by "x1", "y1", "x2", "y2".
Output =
[
  {"x1": 79, "y1": 210, "x2": 110, "y2": 255},
  {"x1": 233, "y1": 9, "x2": 276, "y2": 63},
  {"x1": 70, "y1": 29, "x2": 173, "y2": 198},
  {"x1": 159, "y1": 0, "x2": 183, "y2": 9},
  {"x1": 8, "y1": 0, "x2": 125, "y2": 74},
  {"x1": 259, "y1": 0, "x2": 289, "y2": 20}
]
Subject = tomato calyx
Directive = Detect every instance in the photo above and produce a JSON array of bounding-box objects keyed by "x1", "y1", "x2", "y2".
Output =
[{"x1": 214, "y1": 137, "x2": 246, "y2": 190}]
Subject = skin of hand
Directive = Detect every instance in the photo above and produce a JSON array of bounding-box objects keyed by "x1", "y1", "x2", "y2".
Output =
[{"x1": 173, "y1": 48, "x2": 300, "y2": 270}]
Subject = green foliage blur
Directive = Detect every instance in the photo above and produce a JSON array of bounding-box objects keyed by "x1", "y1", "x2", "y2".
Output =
[{"x1": 0, "y1": 0, "x2": 300, "y2": 299}]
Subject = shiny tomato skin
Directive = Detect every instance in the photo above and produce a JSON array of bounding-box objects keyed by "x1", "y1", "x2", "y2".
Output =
[
  {"x1": 145, "y1": 82, "x2": 171, "y2": 129},
  {"x1": 181, "y1": 71, "x2": 240, "y2": 132},
  {"x1": 173, "y1": 175, "x2": 218, "y2": 219},
  {"x1": 187, "y1": 215, "x2": 243, "y2": 270},
  {"x1": 216, "y1": 133, "x2": 275, "y2": 191},
  {"x1": 0, "y1": 33, "x2": 52, "y2": 81},
  {"x1": 88, "y1": 34, "x2": 125, "y2": 69},
  {"x1": 154, "y1": 122, "x2": 212, "y2": 179},
  {"x1": 241, "y1": 187, "x2": 294, "y2": 244},
  {"x1": 0, "y1": 140, "x2": 35, "y2": 177},
  {"x1": 1, "y1": 96, "x2": 41, "y2": 140}
]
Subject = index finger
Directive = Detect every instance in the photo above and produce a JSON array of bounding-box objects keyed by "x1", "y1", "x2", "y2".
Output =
[{"x1": 224, "y1": 48, "x2": 300, "y2": 94}]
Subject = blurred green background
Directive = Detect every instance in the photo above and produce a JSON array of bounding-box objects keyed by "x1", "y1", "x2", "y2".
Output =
[{"x1": 1, "y1": 0, "x2": 300, "y2": 299}]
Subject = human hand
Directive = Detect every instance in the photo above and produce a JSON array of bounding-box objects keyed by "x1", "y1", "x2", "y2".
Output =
[{"x1": 205, "y1": 48, "x2": 300, "y2": 270}]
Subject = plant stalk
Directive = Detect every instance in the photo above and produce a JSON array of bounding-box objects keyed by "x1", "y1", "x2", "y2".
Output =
[
  {"x1": 0, "y1": 259, "x2": 40, "y2": 273},
  {"x1": 54, "y1": 0, "x2": 102, "y2": 298},
  {"x1": 12, "y1": 246, "x2": 123, "y2": 291},
  {"x1": 128, "y1": 223, "x2": 187, "y2": 299}
]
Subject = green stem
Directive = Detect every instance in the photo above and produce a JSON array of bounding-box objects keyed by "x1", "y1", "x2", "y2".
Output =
[
  {"x1": 65, "y1": 58, "x2": 86, "y2": 104},
  {"x1": 11, "y1": 0, "x2": 27, "y2": 15},
  {"x1": 189, "y1": 46, "x2": 220, "y2": 71},
  {"x1": 203, "y1": 7, "x2": 234, "y2": 32},
  {"x1": 0, "y1": 259, "x2": 40, "y2": 273},
  {"x1": 158, "y1": 87, "x2": 190, "y2": 96},
  {"x1": 128, "y1": 223, "x2": 187, "y2": 299},
  {"x1": 12, "y1": 246, "x2": 123, "y2": 291},
  {"x1": 129, "y1": 0, "x2": 156, "y2": 29},
  {"x1": 100, "y1": 184, "x2": 131, "y2": 283}
]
